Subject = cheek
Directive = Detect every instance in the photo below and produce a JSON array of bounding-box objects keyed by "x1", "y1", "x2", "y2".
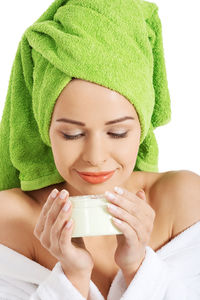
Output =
[
  {"x1": 119, "y1": 135, "x2": 140, "y2": 166},
  {"x1": 120, "y1": 133, "x2": 140, "y2": 156},
  {"x1": 52, "y1": 148, "x2": 72, "y2": 178},
  {"x1": 51, "y1": 138, "x2": 79, "y2": 172},
  {"x1": 50, "y1": 135, "x2": 66, "y2": 165}
]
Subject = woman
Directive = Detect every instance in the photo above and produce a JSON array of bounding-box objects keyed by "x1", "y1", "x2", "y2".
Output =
[{"x1": 0, "y1": 0, "x2": 200, "y2": 299}]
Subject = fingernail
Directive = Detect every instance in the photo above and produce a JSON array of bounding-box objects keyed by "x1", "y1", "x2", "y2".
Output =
[
  {"x1": 138, "y1": 189, "x2": 145, "y2": 196},
  {"x1": 66, "y1": 218, "x2": 73, "y2": 229},
  {"x1": 114, "y1": 186, "x2": 123, "y2": 195},
  {"x1": 60, "y1": 189, "x2": 69, "y2": 199},
  {"x1": 112, "y1": 216, "x2": 122, "y2": 224},
  {"x1": 107, "y1": 203, "x2": 118, "y2": 211},
  {"x1": 51, "y1": 189, "x2": 59, "y2": 198},
  {"x1": 105, "y1": 191, "x2": 116, "y2": 200},
  {"x1": 63, "y1": 201, "x2": 71, "y2": 212}
]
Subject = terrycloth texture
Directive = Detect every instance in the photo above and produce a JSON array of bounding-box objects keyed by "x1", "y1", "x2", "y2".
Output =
[
  {"x1": 0, "y1": 221, "x2": 200, "y2": 299},
  {"x1": 0, "y1": 0, "x2": 171, "y2": 191}
]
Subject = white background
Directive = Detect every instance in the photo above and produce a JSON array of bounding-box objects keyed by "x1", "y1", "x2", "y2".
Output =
[{"x1": 0, "y1": 0, "x2": 200, "y2": 175}]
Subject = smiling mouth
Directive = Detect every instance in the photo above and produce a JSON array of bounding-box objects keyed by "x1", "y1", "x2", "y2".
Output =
[
  {"x1": 77, "y1": 170, "x2": 115, "y2": 176},
  {"x1": 77, "y1": 170, "x2": 115, "y2": 184}
]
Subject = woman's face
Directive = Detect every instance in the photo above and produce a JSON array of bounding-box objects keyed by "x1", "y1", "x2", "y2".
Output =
[{"x1": 49, "y1": 79, "x2": 141, "y2": 196}]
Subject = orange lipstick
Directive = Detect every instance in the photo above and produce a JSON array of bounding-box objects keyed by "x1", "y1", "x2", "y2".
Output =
[{"x1": 77, "y1": 170, "x2": 115, "y2": 184}]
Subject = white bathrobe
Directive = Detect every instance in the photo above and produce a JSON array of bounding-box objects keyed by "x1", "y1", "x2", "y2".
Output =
[{"x1": 0, "y1": 220, "x2": 200, "y2": 300}]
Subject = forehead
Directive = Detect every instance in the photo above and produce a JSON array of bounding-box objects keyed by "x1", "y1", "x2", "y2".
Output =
[{"x1": 54, "y1": 78, "x2": 137, "y2": 117}]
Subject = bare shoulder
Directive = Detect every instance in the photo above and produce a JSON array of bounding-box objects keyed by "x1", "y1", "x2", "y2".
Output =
[
  {"x1": 0, "y1": 188, "x2": 39, "y2": 260},
  {"x1": 152, "y1": 170, "x2": 200, "y2": 238}
]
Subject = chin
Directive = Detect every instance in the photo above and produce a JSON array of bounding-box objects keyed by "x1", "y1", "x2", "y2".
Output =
[{"x1": 72, "y1": 182, "x2": 114, "y2": 196}]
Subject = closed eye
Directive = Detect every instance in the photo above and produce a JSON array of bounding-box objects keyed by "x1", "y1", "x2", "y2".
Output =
[{"x1": 62, "y1": 132, "x2": 129, "y2": 140}]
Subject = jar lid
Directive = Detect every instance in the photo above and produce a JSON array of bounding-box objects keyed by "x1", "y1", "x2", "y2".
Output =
[{"x1": 68, "y1": 194, "x2": 107, "y2": 208}]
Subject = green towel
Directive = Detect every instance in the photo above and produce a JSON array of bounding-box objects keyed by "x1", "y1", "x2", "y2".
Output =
[{"x1": 0, "y1": 0, "x2": 171, "y2": 191}]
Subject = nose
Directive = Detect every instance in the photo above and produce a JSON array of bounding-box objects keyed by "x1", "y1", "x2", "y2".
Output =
[{"x1": 82, "y1": 133, "x2": 108, "y2": 166}]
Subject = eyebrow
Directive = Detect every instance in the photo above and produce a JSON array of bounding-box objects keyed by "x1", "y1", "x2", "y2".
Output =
[{"x1": 56, "y1": 116, "x2": 135, "y2": 126}]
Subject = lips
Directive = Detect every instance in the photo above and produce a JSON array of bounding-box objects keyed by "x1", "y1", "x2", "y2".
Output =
[
  {"x1": 77, "y1": 170, "x2": 115, "y2": 184},
  {"x1": 78, "y1": 170, "x2": 115, "y2": 176}
]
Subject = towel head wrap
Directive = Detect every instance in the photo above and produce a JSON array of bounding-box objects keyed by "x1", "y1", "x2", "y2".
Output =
[{"x1": 0, "y1": 0, "x2": 171, "y2": 191}]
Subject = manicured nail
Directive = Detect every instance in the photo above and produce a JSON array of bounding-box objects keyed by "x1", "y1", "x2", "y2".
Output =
[
  {"x1": 112, "y1": 216, "x2": 122, "y2": 224},
  {"x1": 114, "y1": 186, "x2": 124, "y2": 195},
  {"x1": 63, "y1": 201, "x2": 71, "y2": 212},
  {"x1": 107, "y1": 203, "x2": 118, "y2": 211},
  {"x1": 105, "y1": 191, "x2": 116, "y2": 200},
  {"x1": 51, "y1": 189, "x2": 59, "y2": 198},
  {"x1": 138, "y1": 189, "x2": 144, "y2": 195},
  {"x1": 66, "y1": 218, "x2": 73, "y2": 229},
  {"x1": 60, "y1": 189, "x2": 69, "y2": 199}
]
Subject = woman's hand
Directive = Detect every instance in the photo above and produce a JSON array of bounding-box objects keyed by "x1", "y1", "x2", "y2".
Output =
[
  {"x1": 105, "y1": 187, "x2": 156, "y2": 275},
  {"x1": 33, "y1": 188, "x2": 94, "y2": 275}
]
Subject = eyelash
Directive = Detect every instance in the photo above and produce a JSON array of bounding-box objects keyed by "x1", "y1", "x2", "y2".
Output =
[{"x1": 62, "y1": 132, "x2": 128, "y2": 140}]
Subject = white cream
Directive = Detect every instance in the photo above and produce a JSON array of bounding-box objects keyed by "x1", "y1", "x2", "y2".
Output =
[{"x1": 68, "y1": 194, "x2": 122, "y2": 237}]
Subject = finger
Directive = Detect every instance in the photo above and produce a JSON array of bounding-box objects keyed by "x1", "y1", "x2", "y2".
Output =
[
  {"x1": 48, "y1": 190, "x2": 69, "y2": 223},
  {"x1": 111, "y1": 214, "x2": 138, "y2": 245},
  {"x1": 34, "y1": 188, "x2": 59, "y2": 238},
  {"x1": 107, "y1": 203, "x2": 145, "y2": 242},
  {"x1": 105, "y1": 191, "x2": 145, "y2": 222},
  {"x1": 59, "y1": 218, "x2": 74, "y2": 254},
  {"x1": 107, "y1": 196, "x2": 155, "y2": 235},
  {"x1": 114, "y1": 186, "x2": 146, "y2": 200},
  {"x1": 114, "y1": 186, "x2": 147, "y2": 205},
  {"x1": 41, "y1": 190, "x2": 69, "y2": 247},
  {"x1": 106, "y1": 189, "x2": 154, "y2": 220},
  {"x1": 51, "y1": 200, "x2": 72, "y2": 251},
  {"x1": 43, "y1": 189, "x2": 60, "y2": 215}
]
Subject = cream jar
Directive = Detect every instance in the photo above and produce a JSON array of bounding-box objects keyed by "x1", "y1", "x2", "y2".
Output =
[{"x1": 68, "y1": 194, "x2": 122, "y2": 237}]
